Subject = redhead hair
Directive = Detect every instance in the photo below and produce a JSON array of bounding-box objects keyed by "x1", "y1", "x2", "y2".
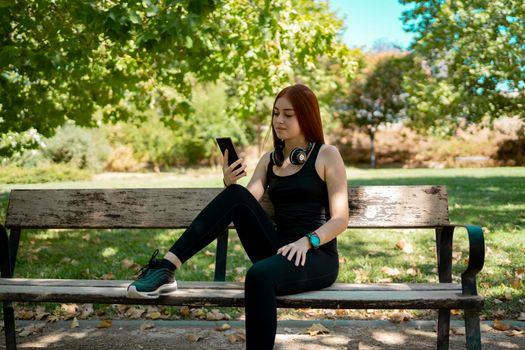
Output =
[{"x1": 271, "y1": 84, "x2": 325, "y2": 152}]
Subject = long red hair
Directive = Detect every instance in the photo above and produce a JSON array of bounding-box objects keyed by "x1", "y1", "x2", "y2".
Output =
[{"x1": 271, "y1": 84, "x2": 325, "y2": 152}]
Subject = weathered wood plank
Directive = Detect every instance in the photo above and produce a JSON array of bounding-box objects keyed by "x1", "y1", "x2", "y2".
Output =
[
  {"x1": 5, "y1": 186, "x2": 449, "y2": 229},
  {"x1": 0, "y1": 284, "x2": 482, "y2": 309},
  {"x1": 0, "y1": 279, "x2": 462, "y2": 291}
]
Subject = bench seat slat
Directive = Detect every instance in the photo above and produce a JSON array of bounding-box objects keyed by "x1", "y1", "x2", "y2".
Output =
[
  {"x1": 0, "y1": 279, "x2": 462, "y2": 291},
  {"x1": 0, "y1": 279, "x2": 482, "y2": 309}
]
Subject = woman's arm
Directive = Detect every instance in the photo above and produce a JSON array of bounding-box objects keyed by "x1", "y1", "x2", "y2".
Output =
[
  {"x1": 245, "y1": 152, "x2": 271, "y2": 201},
  {"x1": 310, "y1": 144, "x2": 349, "y2": 244},
  {"x1": 222, "y1": 149, "x2": 270, "y2": 202},
  {"x1": 277, "y1": 145, "x2": 349, "y2": 266}
]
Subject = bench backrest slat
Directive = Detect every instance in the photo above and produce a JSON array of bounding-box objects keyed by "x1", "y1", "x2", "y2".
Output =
[{"x1": 5, "y1": 186, "x2": 449, "y2": 229}]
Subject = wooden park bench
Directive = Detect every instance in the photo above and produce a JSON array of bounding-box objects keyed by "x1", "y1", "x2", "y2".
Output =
[{"x1": 0, "y1": 186, "x2": 485, "y2": 349}]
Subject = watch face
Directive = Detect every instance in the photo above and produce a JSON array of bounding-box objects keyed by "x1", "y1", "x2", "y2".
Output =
[{"x1": 309, "y1": 233, "x2": 320, "y2": 248}]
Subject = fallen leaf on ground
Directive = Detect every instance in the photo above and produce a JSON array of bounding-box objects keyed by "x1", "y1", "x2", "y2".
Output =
[
  {"x1": 390, "y1": 312, "x2": 411, "y2": 323},
  {"x1": 18, "y1": 323, "x2": 46, "y2": 337},
  {"x1": 233, "y1": 244, "x2": 242, "y2": 252},
  {"x1": 480, "y1": 324, "x2": 492, "y2": 332},
  {"x1": 215, "y1": 323, "x2": 231, "y2": 332},
  {"x1": 115, "y1": 304, "x2": 128, "y2": 314},
  {"x1": 186, "y1": 333, "x2": 205, "y2": 343},
  {"x1": 140, "y1": 322, "x2": 155, "y2": 331},
  {"x1": 511, "y1": 279, "x2": 522, "y2": 290},
  {"x1": 97, "y1": 320, "x2": 112, "y2": 329},
  {"x1": 126, "y1": 306, "x2": 145, "y2": 319},
  {"x1": 406, "y1": 267, "x2": 418, "y2": 276},
  {"x1": 101, "y1": 272, "x2": 114, "y2": 280},
  {"x1": 61, "y1": 304, "x2": 78, "y2": 320},
  {"x1": 79, "y1": 304, "x2": 94, "y2": 319},
  {"x1": 121, "y1": 258, "x2": 136, "y2": 269},
  {"x1": 227, "y1": 331, "x2": 246, "y2": 343},
  {"x1": 395, "y1": 239, "x2": 413, "y2": 254},
  {"x1": 147, "y1": 311, "x2": 161, "y2": 320},
  {"x1": 234, "y1": 267, "x2": 246, "y2": 274},
  {"x1": 47, "y1": 314, "x2": 60, "y2": 323},
  {"x1": 190, "y1": 308, "x2": 206, "y2": 319},
  {"x1": 451, "y1": 309, "x2": 462, "y2": 316},
  {"x1": 180, "y1": 306, "x2": 190, "y2": 318},
  {"x1": 493, "y1": 319, "x2": 510, "y2": 331},
  {"x1": 15, "y1": 309, "x2": 34, "y2": 320},
  {"x1": 34, "y1": 306, "x2": 49, "y2": 321},
  {"x1": 204, "y1": 250, "x2": 215, "y2": 256},
  {"x1": 71, "y1": 317, "x2": 79, "y2": 329},
  {"x1": 380, "y1": 266, "x2": 400, "y2": 277},
  {"x1": 206, "y1": 309, "x2": 230, "y2": 321},
  {"x1": 353, "y1": 269, "x2": 369, "y2": 283},
  {"x1": 305, "y1": 323, "x2": 330, "y2": 336},
  {"x1": 450, "y1": 326, "x2": 465, "y2": 335}
]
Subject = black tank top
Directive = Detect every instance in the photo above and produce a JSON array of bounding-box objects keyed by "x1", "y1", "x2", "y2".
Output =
[{"x1": 266, "y1": 142, "x2": 336, "y2": 252}]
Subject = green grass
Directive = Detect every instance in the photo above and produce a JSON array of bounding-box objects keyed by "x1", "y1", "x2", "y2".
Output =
[{"x1": 1, "y1": 166, "x2": 524, "y2": 320}]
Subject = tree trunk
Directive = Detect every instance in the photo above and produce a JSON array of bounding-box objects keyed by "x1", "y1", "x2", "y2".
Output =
[{"x1": 368, "y1": 126, "x2": 376, "y2": 168}]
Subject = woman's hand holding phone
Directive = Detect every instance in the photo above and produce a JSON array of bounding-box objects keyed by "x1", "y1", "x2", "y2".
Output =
[{"x1": 222, "y1": 149, "x2": 247, "y2": 186}]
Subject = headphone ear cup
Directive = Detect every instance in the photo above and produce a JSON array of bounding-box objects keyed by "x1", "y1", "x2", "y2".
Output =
[
  {"x1": 289, "y1": 147, "x2": 307, "y2": 165},
  {"x1": 270, "y1": 149, "x2": 284, "y2": 166}
]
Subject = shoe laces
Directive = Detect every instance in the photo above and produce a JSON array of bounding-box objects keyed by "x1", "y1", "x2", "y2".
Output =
[{"x1": 137, "y1": 249, "x2": 160, "y2": 279}]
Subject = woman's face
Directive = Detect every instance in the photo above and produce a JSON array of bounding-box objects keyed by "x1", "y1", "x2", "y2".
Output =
[{"x1": 272, "y1": 96, "x2": 303, "y2": 140}]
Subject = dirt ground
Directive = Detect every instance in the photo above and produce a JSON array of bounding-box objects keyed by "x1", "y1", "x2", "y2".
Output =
[{"x1": 2, "y1": 319, "x2": 524, "y2": 350}]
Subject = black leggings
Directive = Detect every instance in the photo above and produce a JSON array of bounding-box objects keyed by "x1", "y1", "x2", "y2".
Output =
[{"x1": 169, "y1": 184, "x2": 339, "y2": 350}]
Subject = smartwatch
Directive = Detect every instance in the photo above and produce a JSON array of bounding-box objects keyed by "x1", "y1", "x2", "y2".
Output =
[{"x1": 306, "y1": 232, "x2": 321, "y2": 249}]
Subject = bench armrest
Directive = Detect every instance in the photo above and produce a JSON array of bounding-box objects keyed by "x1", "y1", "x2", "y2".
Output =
[{"x1": 446, "y1": 224, "x2": 485, "y2": 296}]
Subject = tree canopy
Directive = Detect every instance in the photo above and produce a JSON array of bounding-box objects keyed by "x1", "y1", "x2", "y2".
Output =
[
  {"x1": 400, "y1": 0, "x2": 524, "y2": 130},
  {"x1": 0, "y1": 0, "x2": 357, "y2": 156}
]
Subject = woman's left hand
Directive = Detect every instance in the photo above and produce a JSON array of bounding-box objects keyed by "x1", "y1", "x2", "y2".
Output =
[{"x1": 277, "y1": 237, "x2": 311, "y2": 267}]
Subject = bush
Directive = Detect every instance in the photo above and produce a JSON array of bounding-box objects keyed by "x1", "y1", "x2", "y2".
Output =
[
  {"x1": 0, "y1": 164, "x2": 92, "y2": 184},
  {"x1": 103, "y1": 83, "x2": 247, "y2": 170},
  {"x1": 496, "y1": 128, "x2": 525, "y2": 166},
  {"x1": 332, "y1": 117, "x2": 523, "y2": 168},
  {"x1": 42, "y1": 123, "x2": 111, "y2": 171},
  {"x1": 104, "y1": 146, "x2": 141, "y2": 172}
]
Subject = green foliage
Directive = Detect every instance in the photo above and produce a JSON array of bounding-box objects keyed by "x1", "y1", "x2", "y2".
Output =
[
  {"x1": 0, "y1": 0, "x2": 358, "y2": 157},
  {"x1": 0, "y1": 164, "x2": 92, "y2": 184},
  {"x1": 42, "y1": 123, "x2": 111, "y2": 171},
  {"x1": 103, "y1": 82, "x2": 246, "y2": 168},
  {"x1": 400, "y1": 0, "x2": 525, "y2": 129},
  {"x1": 339, "y1": 52, "x2": 413, "y2": 129},
  {"x1": 335, "y1": 52, "x2": 415, "y2": 167}
]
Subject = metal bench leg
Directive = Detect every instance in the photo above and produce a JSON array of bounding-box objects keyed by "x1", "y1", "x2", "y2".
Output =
[
  {"x1": 1, "y1": 225, "x2": 17, "y2": 350},
  {"x1": 3, "y1": 302, "x2": 17, "y2": 350},
  {"x1": 214, "y1": 229, "x2": 228, "y2": 282},
  {"x1": 464, "y1": 308, "x2": 481, "y2": 350},
  {"x1": 437, "y1": 308, "x2": 450, "y2": 350}
]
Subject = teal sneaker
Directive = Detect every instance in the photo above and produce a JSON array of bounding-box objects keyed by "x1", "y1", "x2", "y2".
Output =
[{"x1": 127, "y1": 250, "x2": 178, "y2": 299}]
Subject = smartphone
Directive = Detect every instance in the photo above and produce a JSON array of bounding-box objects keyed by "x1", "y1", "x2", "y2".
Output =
[{"x1": 216, "y1": 137, "x2": 243, "y2": 172}]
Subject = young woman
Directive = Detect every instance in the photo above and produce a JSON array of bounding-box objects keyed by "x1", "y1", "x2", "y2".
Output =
[{"x1": 127, "y1": 84, "x2": 349, "y2": 349}]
